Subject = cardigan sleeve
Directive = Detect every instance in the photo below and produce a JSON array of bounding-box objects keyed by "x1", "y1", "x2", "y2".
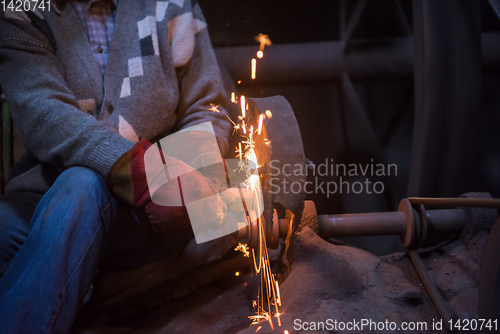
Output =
[
  {"x1": 172, "y1": 3, "x2": 233, "y2": 157},
  {"x1": 0, "y1": 11, "x2": 135, "y2": 176}
]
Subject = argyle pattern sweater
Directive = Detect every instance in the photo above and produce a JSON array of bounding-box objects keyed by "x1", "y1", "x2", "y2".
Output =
[{"x1": 0, "y1": 0, "x2": 232, "y2": 194}]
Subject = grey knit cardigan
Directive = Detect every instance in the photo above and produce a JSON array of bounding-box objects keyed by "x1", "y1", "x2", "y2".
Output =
[{"x1": 0, "y1": 0, "x2": 232, "y2": 194}]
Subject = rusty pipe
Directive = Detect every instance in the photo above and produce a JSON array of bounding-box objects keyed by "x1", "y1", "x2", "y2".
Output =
[
  {"x1": 317, "y1": 209, "x2": 466, "y2": 238},
  {"x1": 318, "y1": 211, "x2": 407, "y2": 237}
]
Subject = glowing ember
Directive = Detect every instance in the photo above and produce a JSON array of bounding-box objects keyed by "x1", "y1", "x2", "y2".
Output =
[
  {"x1": 235, "y1": 271, "x2": 240, "y2": 276},
  {"x1": 237, "y1": 80, "x2": 242, "y2": 84},
  {"x1": 255, "y1": 326, "x2": 262, "y2": 333},
  {"x1": 284, "y1": 331, "x2": 289, "y2": 334},
  {"x1": 241, "y1": 95, "x2": 246, "y2": 118},
  {"x1": 235, "y1": 242, "x2": 250, "y2": 257},
  {"x1": 231, "y1": 92, "x2": 236, "y2": 103},
  {"x1": 257, "y1": 50, "x2": 263, "y2": 59},
  {"x1": 255, "y1": 33, "x2": 272, "y2": 56},
  {"x1": 251, "y1": 58, "x2": 257, "y2": 80},
  {"x1": 258, "y1": 114, "x2": 264, "y2": 135},
  {"x1": 265, "y1": 110, "x2": 273, "y2": 118},
  {"x1": 208, "y1": 103, "x2": 220, "y2": 113}
]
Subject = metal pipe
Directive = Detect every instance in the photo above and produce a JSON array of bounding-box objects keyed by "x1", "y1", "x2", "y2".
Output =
[
  {"x1": 409, "y1": 197, "x2": 500, "y2": 209},
  {"x1": 214, "y1": 32, "x2": 500, "y2": 85},
  {"x1": 318, "y1": 211, "x2": 407, "y2": 237},
  {"x1": 408, "y1": 249, "x2": 455, "y2": 324},
  {"x1": 317, "y1": 209, "x2": 466, "y2": 238},
  {"x1": 426, "y1": 209, "x2": 467, "y2": 232}
]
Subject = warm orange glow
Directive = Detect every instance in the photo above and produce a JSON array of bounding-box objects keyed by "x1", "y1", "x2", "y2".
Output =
[
  {"x1": 208, "y1": 103, "x2": 220, "y2": 113},
  {"x1": 235, "y1": 271, "x2": 240, "y2": 276},
  {"x1": 255, "y1": 33, "x2": 272, "y2": 52},
  {"x1": 275, "y1": 281, "x2": 281, "y2": 306},
  {"x1": 258, "y1": 114, "x2": 264, "y2": 135},
  {"x1": 241, "y1": 95, "x2": 246, "y2": 118},
  {"x1": 255, "y1": 326, "x2": 262, "y2": 333},
  {"x1": 227, "y1": 43, "x2": 281, "y2": 329},
  {"x1": 284, "y1": 331, "x2": 289, "y2": 334},
  {"x1": 235, "y1": 242, "x2": 249, "y2": 257},
  {"x1": 251, "y1": 58, "x2": 257, "y2": 79}
]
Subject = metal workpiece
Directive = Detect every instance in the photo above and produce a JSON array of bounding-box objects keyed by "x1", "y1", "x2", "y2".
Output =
[
  {"x1": 235, "y1": 209, "x2": 290, "y2": 250},
  {"x1": 229, "y1": 96, "x2": 305, "y2": 249},
  {"x1": 318, "y1": 211, "x2": 407, "y2": 237},
  {"x1": 248, "y1": 96, "x2": 306, "y2": 249},
  {"x1": 316, "y1": 201, "x2": 466, "y2": 248},
  {"x1": 241, "y1": 196, "x2": 480, "y2": 250},
  {"x1": 424, "y1": 209, "x2": 468, "y2": 232},
  {"x1": 248, "y1": 96, "x2": 306, "y2": 217}
]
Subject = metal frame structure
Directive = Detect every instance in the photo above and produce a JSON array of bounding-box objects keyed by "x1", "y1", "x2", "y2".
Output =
[{"x1": 214, "y1": 0, "x2": 500, "y2": 212}]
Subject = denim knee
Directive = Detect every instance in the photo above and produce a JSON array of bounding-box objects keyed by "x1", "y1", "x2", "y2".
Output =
[
  {"x1": 33, "y1": 167, "x2": 117, "y2": 233},
  {"x1": 53, "y1": 167, "x2": 109, "y2": 197},
  {"x1": 0, "y1": 192, "x2": 41, "y2": 277}
]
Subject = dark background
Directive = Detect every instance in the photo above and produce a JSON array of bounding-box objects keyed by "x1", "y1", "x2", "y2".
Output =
[{"x1": 199, "y1": 0, "x2": 500, "y2": 219}]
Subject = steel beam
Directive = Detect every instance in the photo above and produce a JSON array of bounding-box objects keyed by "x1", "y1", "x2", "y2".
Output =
[
  {"x1": 408, "y1": 0, "x2": 482, "y2": 198},
  {"x1": 214, "y1": 32, "x2": 500, "y2": 86},
  {"x1": 341, "y1": 0, "x2": 369, "y2": 52},
  {"x1": 489, "y1": 0, "x2": 500, "y2": 21}
]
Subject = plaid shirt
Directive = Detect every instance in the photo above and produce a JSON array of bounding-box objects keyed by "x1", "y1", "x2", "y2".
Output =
[{"x1": 71, "y1": 0, "x2": 117, "y2": 76}]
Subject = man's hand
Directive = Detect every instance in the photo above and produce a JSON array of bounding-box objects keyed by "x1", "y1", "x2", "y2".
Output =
[{"x1": 105, "y1": 138, "x2": 228, "y2": 235}]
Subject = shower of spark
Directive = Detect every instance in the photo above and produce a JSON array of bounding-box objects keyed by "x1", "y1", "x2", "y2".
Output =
[{"x1": 229, "y1": 95, "x2": 282, "y2": 330}]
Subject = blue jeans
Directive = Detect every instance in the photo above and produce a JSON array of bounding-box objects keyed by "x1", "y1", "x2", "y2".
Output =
[{"x1": 0, "y1": 167, "x2": 191, "y2": 333}]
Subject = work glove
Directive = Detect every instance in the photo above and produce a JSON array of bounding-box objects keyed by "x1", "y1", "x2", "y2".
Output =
[{"x1": 105, "y1": 136, "x2": 229, "y2": 235}]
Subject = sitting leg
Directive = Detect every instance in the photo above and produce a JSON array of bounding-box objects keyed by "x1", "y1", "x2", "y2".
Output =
[
  {"x1": 0, "y1": 166, "x2": 191, "y2": 333},
  {"x1": 0, "y1": 191, "x2": 43, "y2": 277}
]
